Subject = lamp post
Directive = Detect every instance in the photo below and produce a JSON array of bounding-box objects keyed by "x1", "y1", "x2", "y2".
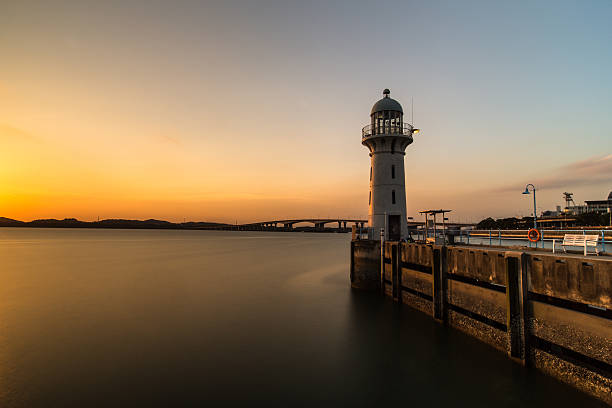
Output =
[{"x1": 522, "y1": 184, "x2": 538, "y2": 230}]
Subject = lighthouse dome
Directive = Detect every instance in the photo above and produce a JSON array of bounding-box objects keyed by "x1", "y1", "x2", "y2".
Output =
[{"x1": 371, "y1": 89, "x2": 403, "y2": 115}]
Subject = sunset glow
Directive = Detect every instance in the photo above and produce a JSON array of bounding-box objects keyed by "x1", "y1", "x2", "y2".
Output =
[{"x1": 2, "y1": 1, "x2": 611, "y2": 223}]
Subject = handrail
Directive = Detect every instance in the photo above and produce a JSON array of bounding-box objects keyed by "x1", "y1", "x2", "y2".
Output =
[
  {"x1": 444, "y1": 228, "x2": 611, "y2": 253},
  {"x1": 362, "y1": 122, "x2": 414, "y2": 138}
]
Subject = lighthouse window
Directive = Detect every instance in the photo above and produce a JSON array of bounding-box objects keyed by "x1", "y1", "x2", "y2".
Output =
[
  {"x1": 391, "y1": 165, "x2": 395, "y2": 179},
  {"x1": 392, "y1": 190, "x2": 396, "y2": 204},
  {"x1": 370, "y1": 167, "x2": 372, "y2": 181},
  {"x1": 369, "y1": 191, "x2": 371, "y2": 205}
]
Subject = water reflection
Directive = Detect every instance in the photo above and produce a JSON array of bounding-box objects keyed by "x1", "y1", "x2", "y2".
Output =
[{"x1": 0, "y1": 229, "x2": 604, "y2": 407}]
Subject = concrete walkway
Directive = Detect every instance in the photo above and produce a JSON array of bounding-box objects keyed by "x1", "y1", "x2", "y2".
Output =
[{"x1": 449, "y1": 243, "x2": 612, "y2": 261}]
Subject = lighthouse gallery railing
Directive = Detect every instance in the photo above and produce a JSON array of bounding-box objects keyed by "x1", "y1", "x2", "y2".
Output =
[{"x1": 362, "y1": 123, "x2": 414, "y2": 138}]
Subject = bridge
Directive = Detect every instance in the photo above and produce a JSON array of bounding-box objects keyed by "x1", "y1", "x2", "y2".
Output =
[
  {"x1": 211, "y1": 218, "x2": 475, "y2": 233},
  {"x1": 234, "y1": 218, "x2": 368, "y2": 232}
]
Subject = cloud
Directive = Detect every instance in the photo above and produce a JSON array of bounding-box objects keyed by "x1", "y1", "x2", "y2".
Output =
[
  {"x1": 154, "y1": 134, "x2": 182, "y2": 146},
  {"x1": 490, "y1": 154, "x2": 612, "y2": 193},
  {"x1": 0, "y1": 124, "x2": 38, "y2": 143},
  {"x1": 563, "y1": 154, "x2": 612, "y2": 173}
]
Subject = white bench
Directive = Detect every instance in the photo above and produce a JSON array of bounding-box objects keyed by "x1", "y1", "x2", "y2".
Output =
[{"x1": 552, "y1": 234, "x2": 599, "y2": 256}]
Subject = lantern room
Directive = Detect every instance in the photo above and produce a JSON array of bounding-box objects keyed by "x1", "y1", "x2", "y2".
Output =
[{"x1": 370, "y1": 89, "x2": 404, "y2": 135}]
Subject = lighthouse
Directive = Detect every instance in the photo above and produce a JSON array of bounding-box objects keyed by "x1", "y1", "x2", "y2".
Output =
[{"x1": 362, "y1": 89, "x2": 418, "y2": 241}]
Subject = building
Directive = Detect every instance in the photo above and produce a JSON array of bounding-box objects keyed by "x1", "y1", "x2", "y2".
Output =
[
  {"x1": 564, "y1": 205, "x2": 588, "y2": 215},
  {"x1": 542, "y1": 206, "x2": 563, "y2": 217},
  {"x1": 361, "y1": 89, "x2": 418, "y2": 240},
  {"x1": 585, "y1": 191, "x2": 612, "y2": 214},
  {"x1": 541, "y1": 191, "x2": 611, "y2": 219}
]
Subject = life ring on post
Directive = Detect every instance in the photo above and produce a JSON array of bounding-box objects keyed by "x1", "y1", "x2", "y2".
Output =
[{"x1": 527, "y1": 228, "x2": 541, "y2": 242}]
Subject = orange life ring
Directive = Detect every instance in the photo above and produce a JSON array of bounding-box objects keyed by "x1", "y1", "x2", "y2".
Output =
[{"x1": 527, "y1": 228, "x2": 541, "y2": 242}]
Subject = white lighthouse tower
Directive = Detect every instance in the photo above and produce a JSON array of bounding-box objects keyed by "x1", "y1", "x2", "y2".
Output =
[{"x1": 362, "y1": 89, "x2": 418, "y2": 241}]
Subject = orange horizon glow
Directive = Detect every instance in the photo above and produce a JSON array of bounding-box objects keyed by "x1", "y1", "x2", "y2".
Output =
[{"x1": 2, "y1": 2, "x2": 610, "y2": 224}]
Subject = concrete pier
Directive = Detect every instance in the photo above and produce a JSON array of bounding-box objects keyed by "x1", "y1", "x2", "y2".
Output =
[{"x1": 350, "y1": 240, "x2": 612, "y2": 404}]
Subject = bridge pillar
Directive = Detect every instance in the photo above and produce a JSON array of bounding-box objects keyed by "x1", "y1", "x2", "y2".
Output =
[
  {"x1": 284, "y1": 223, "x2": 292, "y2": 230},
  {"x1": 315, "y1": 222, "x2": 324, "y2": 230},
  {"x1": 338, "y1": 221, "x2": 342, "y2": 229},
  {"x1": 343, "y1": 221, "x2": 347, "y2": 229}
]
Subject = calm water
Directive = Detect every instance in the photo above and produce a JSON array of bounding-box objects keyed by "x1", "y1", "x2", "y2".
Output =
[{"x1": 0, "y1": 228, "x2": 605, "y2": 407}]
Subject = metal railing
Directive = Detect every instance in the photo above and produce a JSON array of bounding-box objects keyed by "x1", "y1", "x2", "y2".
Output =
[
  {"x1": 362, "y1": 122, "x2": 413, "y2": 138},
  {"x1": 356, "y1": 227, "x2": 611, "y2": 253},
  {"x1": 415, "y1": 228, "x2": 611, "y2": 253}
]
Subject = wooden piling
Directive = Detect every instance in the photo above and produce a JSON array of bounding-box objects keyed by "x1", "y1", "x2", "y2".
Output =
[
  {"x1": 505, "y1": 252, "x2": 529, "y2": 364},
  {"x1": 432, "y1": 246, "x2": 447, "y2": 323}
]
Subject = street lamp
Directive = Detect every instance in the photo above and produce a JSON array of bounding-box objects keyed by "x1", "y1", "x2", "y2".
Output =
[{"x1": 522, "y1": 184, "x2": 538, "y2": 230}]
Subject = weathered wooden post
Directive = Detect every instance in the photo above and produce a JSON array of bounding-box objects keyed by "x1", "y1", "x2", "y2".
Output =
[
  {"x1": 396, "y1": 242, "x2": 403, "y2": 304},
  {"x1": 432, "y1": 245, "x2": 447, "y2": 323},
  {"x1": 380, "y1": 228, "x2": 385, "y2": 294},
  {"x1": 390, "y1": 243, "x2": 400, "y2": 302},
  {"x1": 350, "y1": 240, "x2": 355, "y2": 284},
  {"x1": 505, "y1": 251, "x2": 529, "y2": 364}
]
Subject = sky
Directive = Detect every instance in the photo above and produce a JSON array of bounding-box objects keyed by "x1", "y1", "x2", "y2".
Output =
[{"x1": 1, "y1": 0, "x2": 611, "y2": 223}]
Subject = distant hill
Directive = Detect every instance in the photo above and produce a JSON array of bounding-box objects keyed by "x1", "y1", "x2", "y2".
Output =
[
  {"x1": 0, "y1": 217, "x2": 25, "y2": 226},
  {"x1": 0, "y1": 217, "x2": 231, "y2": 230}
]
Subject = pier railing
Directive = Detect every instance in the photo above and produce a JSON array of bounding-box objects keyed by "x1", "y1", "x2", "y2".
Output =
[{"x1": 414, "y1": 228, "x2": 612, "y2": 253}]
